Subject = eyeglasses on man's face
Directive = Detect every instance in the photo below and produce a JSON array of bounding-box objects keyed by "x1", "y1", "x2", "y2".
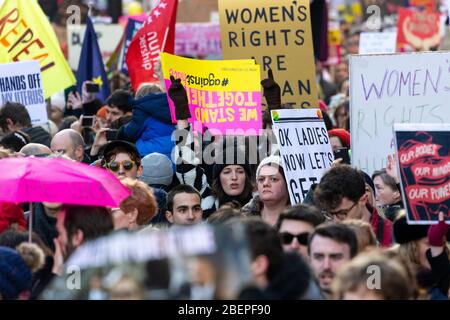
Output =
[{"x1": 322, "y1": 202, "x2": 358, "y2": 221}]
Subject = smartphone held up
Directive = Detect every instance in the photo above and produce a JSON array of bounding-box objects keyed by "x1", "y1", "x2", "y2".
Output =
[
  {"x1": 333, "y1": 147, "x2": 351, "y2": 165},
  {"x1": 85, "y1": 83, "x2": 100, "y2": 93},
  {"x1": 106, "y1": 129, "x2": 119, "y2": 141},
  {"x1": 81, "y1": 116, "x2": 95, "y2": 127}
]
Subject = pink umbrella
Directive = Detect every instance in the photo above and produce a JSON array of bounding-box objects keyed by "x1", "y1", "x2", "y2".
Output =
[
  {"x1": 0, "y1": 157, "x2": 130, "y2": 206},
  {"x1": 0, "y1": 157, "x2": 131, "y2": 240}
]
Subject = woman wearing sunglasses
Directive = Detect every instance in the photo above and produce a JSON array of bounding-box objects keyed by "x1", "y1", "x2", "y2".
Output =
[{"x1": 102, "y1": 141, "x2": 143, "y2": 180}]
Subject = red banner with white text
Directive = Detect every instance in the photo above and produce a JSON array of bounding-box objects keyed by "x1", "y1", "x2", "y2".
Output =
[
  {"x1": 394, "y1": 125, "x2": 450, "y2": 224},
  {"x1": 126, "y1": 0, "x2": 178, "y2": 91}
]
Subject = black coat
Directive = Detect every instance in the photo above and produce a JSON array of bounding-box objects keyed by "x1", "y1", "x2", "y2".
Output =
[
  {"x1": 239, "y1": 252, "x2": 324, "y2": 300},
  {"x1": 426, "y1": 249, "x2": 450, "y2": 297},
  {"x1": 22, "y1": 126, "x2": 51, "y2": 147},
  {"x1": 27, "y1": 203, "x2": 58, "y2": 252}
]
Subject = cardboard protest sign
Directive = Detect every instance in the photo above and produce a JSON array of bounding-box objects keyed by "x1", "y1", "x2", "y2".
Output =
[
  {"x1": 349, "y1": 52, "x2": 450, "y2": 175},
  {"x1": 271, "y1": 109, "x2": 334, "y2": 204},
  {"x1": 218, "y1": 0, "x2": 318, "y2": 109},
  {"x1": 0, "y1": 61, "x2": 48, "y2": 125},
  {"x1": 175, "y1": 22, "x2": 222, "y2": 58},
  {"x1": 67, "y1": 24, "x2": 124, "y2": 70},
  {"x1": 359, "y1": 32, "x2": 397, "y2": 54},
  {"x1": 160, "y1": 53, "x2": 262, "y2": 135},
  {"x1": 41, "y1": 223, "x2": 253, "y2": 300},
  {"x1": 396, "y1": 8, "x2": 441, "y2": 51},
  {"x1": 394, "y1": 123, "x2": 450, "y2": 224}
]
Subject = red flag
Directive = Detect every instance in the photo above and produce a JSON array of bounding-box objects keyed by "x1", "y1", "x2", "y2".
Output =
[{"x1": 126, "y1": 0, "x2": 178, "y2": 91}]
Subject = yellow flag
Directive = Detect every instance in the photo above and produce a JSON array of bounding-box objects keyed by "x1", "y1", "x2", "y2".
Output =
[{"x1": 0, "y1": 0, "x2": 75, "y2": 98}]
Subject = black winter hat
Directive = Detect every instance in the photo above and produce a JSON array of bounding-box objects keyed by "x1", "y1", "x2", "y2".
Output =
[
  {"x1": 212, "y1": 146, "x2": 252, "y2": 183},
  {"x1": 393, "y1": 215, "x2": 429, "y2": 244},
  {"x1": 101, "y1": 140, "x2": 141, "y2": 164},
  {"x1": 361, "y1": 171, "x2": 375, "y2": 195}
]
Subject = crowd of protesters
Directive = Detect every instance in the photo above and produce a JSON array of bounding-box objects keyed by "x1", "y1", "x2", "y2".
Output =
[{"x1": 0, "y1": 0, "x2": 449, "y2": 300}]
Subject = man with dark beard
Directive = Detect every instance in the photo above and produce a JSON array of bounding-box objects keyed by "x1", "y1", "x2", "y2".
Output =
[
  {"x1": 53, "y1": 205, "x2": 113, "y2": 274},
  {"x1": 308, "y1": 222, "x2": 358, "y2": 299}
]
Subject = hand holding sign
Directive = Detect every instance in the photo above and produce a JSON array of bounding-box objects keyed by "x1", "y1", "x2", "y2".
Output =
[
  {"x1": 261, "y1": 69, "x2": 281, "y2": 110},
  {"x1": 168, "y1": 75, "x2": 191, "y2": 120},
  {"x1": 428, "y1": 212, "x2": 449, "y2": 247}
]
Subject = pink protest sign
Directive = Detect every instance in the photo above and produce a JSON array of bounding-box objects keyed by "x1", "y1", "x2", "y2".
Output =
[
  {"x1": 174, "y1": 22, "x2": 222, "y2": 58},
  {"x1": 161, "y1": 53, "x2": 262, "y2": 136}
]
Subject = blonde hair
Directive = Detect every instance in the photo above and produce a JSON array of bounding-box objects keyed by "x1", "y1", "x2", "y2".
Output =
[
  {"x1": 0, "y1": 147, "x2": 12, "y2": 159},
  {"x1": 342, "y1": 219, "x2": 377, "y2": 252},
  {"x1": 398, "y1": 240, "x2": 423, "y2": 267},
  {"x1": 16, "y1": 242, "x2": 45, "y2": 273},
  {"x1": 120, "y1": 178, "x2": 158, "y2": 225},
  {"x1": 333, "y1": 249, "x2": 415, "y2": 300}
]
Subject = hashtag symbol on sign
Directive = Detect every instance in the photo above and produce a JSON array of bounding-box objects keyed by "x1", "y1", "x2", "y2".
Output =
[{"x1": 221, "y1": 78, "x2": 229, "y2": 86}]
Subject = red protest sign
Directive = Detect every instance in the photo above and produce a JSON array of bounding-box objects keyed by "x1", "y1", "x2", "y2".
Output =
[
  {"x1": 394, "y1": 124, "x2": 450, "y2": 224},
  {"x1": 396, "y1": 7, "x2": 441, "y2": 51},
  {"x1": 126, "y1": 0, "x2": 178, "y2": 91}
]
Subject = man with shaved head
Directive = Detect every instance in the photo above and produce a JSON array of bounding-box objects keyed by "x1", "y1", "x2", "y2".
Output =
[
  {"x1": 20, "y1": 143, "x2": 52, "y2": 157},
  {"x1": 51, "y1": 129, "x2": 87, "y2": 162}
]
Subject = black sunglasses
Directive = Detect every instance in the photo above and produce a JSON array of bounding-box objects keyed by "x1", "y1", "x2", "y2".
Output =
[{"x1": 280, "y1": 232, "x2": 310, "y2": 246}]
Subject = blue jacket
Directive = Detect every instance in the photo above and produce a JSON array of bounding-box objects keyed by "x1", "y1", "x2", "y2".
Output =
[{"x1": 118, "y1": 93, "x2": 175, "y2": 159}]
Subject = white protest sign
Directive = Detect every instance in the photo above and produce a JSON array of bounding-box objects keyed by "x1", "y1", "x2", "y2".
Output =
[
  {"x1": 67, "y1": 24, "x2": 124, "y2": 70},
  {"x1": 359, "y1": 32, "x2": 397, "y2": 54},
  {"x1": 350, "y1": 52, "x2": 450, "y2": 175},
  {"x1": 271, "y1": 109, "x2": 334, "y2": 204},
  {"x1": 0, "y1": 60, "x2": 48, "y2": 125}
]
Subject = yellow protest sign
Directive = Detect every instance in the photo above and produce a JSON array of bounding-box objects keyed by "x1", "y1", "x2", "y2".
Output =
[
  {"x1": 328, "y1": 29, "x2": 341, "y2": 47},
  {"x1": 0, "y1": 0, "x2": 76, "y2": 99},
  {"x1": 160, "y1": 53, "x2": 262, "y2": 135},
  {"x1": 218, "y1": 0, "x2": 318, "y2": 109}
]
